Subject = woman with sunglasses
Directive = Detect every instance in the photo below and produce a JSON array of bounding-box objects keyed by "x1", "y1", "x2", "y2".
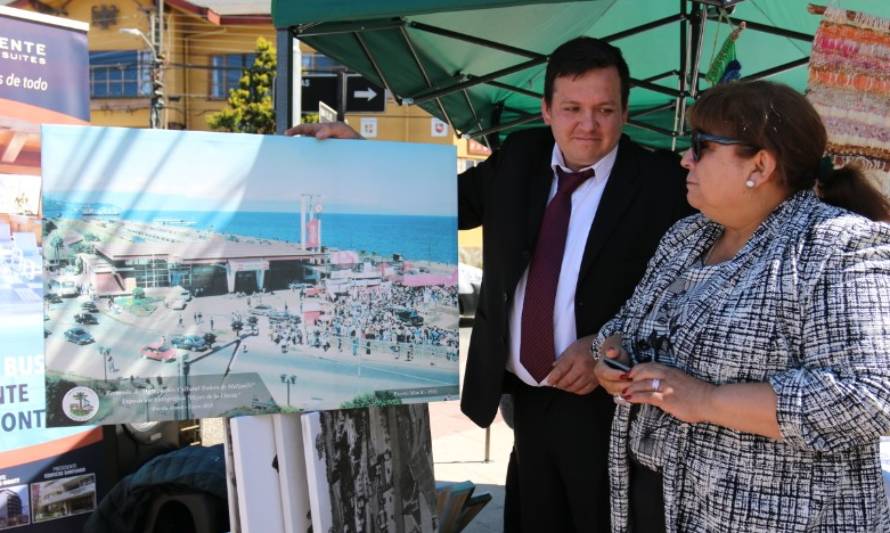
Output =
[{"x1": 593, "y1": 80, "x2": 890, "y2": 532}]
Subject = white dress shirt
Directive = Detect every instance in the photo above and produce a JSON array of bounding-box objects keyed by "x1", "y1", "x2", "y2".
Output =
[{"x1": 506, "y1": 143, "x2": 618, "y2": 386}]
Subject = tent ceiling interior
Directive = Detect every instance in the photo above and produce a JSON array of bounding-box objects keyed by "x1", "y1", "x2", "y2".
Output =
[{"x1": 272, "y1": 0, "x2": 888, "y2": 150}]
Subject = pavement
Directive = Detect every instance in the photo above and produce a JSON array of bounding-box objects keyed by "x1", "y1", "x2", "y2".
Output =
[
  {"x1": 430, "y1": 400, "x2": 511, "y2": 532},
  {"x1": 429, "y1": 325, "x2": 510, "y2": 532}
]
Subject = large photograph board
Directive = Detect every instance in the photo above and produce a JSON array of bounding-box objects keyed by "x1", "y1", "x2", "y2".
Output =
[{"x1": 41, "y1": 125, "x2": 459, "y2": 425}]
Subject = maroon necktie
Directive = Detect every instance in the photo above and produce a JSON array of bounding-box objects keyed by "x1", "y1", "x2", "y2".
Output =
[{"x1": 520, "y1": 166, "x2": 595, "y2": 382}]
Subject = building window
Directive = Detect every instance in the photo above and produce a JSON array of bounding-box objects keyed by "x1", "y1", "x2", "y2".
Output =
[
  {"x1": 209, "y1": 53, "x2": 256, "y2": 99},
  {"x1": 301, "y1": 52, "x2": 341, "y2": 73},
  {"x1": 90, "y1": 50, "x2": 151, "y2": 98}
]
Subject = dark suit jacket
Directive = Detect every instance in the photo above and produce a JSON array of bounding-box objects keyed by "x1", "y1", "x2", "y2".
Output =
[{"x1": 458, "y1": 128, "x2": 693, "y2": 428}]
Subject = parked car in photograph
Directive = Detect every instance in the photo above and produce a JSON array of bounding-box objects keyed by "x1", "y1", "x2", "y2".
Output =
[
  {"x1": 64, "y1": 327, "x2": 94, "y2": 345},
  {"x1": 170, "y1": 335, "x2": 209, "y2": 352},
  {"x1": 249, "y1": 304, "x2": 273, "y2": 316},
  {"x1": 393, "y1": 307, "x2": 424, "y2": 326},
  {"x1": 80, "y1": 301, "x2": 99, "y2": 313},
  {"x1": 141, "y1": 341, "x2": 178, "y2": 362},
  {"x1": 168, "y1": 298, "x2": 187, "y2": 310},
  {"x1": 44, "y1": 293, "x2": 63, "y2": 304},
  {"x1": 74, "y1": 312, "x2": 98, "y2": 325},
  {"x1": 267, "y1": 311, "x2": 297, "y2": 323},
  {"x1": 458, "y1": 262, "x2": 483, "y2": 319}
]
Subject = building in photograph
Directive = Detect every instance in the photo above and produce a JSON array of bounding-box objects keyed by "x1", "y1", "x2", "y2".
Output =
[
  {"x1": 0, "y1": 488, "x2": 29, "y2": 529},
  {"x1": 30, "y1": 475, "x2": 97, "y2": 523},
  {"x1": 85, "y1": 238, "x2": 325, "y2": 297}
]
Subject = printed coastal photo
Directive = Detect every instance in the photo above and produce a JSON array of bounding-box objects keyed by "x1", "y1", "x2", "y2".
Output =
[{"x1": 41, "y1": 125, "x2": 460, "y2": 426}]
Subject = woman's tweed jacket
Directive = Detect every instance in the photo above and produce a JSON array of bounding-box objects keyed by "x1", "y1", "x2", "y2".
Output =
[{"x1": 594, "y1": 191, "x2": 890, "y2": 532}]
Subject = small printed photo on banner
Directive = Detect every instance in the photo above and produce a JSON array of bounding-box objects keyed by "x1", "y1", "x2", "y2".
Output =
[
  {"x1": 29, "y1": 473, "x2": 97, "y2": 524},
  {"x1": 0, "y1": 483, "x2": 31, "y2": 530},
  {"x1": 0, "y1": 174, "x2": 41, "y2": 216},
  {"x1": 41, "y1": 125, "x2": 460, "y2": 425}
]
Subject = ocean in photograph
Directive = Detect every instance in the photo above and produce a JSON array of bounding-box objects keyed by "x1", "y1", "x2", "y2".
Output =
[
  {"x1": 41, "y1": 125, "x2": 460, "y2": 426},
  {"x1": 40, "y1": 207, "x2": 457, "y2": 265}
]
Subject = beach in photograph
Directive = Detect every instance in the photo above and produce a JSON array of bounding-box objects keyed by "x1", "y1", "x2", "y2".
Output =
[{"x1": 41, "y1": 125, "x2": 460, "y2": 425}]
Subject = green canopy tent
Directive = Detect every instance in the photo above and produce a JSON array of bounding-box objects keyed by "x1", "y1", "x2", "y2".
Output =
[{"x1": 271, "y1": 0, "x2": 887, "y2": 150}]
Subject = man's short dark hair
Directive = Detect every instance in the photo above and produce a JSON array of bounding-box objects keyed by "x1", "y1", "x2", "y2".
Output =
[{"x1": 544, "y1": 37, "x2": 630, "y2": 109}]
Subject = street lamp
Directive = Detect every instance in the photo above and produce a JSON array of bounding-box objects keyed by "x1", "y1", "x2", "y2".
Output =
[
  {"x1": 119, "y1": 28, "x2": 164, "y2": 129},
  {"x1": 97, "y1": 346, "x2": 111, "y2": 383},
  {"x1": 280, "y1": 374, "x2": 296, "y2": 407}
]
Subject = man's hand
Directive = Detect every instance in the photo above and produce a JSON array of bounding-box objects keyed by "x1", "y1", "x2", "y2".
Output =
[
  {"x1": 545, "y1": 335, "x2": 599, "y2": 395},
  {"x1": 284, "y1": 122, "x2": 363, "y2": 140}
]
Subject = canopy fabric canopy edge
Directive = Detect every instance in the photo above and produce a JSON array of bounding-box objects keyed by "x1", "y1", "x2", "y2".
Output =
[{"x1": 273, "y1": 0, "x2": 889, "y2": 150}]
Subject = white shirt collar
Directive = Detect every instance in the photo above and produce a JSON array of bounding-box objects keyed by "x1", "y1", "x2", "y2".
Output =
[{"x1": 550, "y1": 142, "x2": 620, "y2": 180}]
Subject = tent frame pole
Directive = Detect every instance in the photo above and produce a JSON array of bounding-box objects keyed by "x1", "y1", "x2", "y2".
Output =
[
  {"x1": 275, "y1": 28, "x2": 294, "y2": 134},
  {"x1": 722, "y1": 16, "x2": 813, "y2": 42},
  {"x1": 601, "y1": 13, "x2": 686, "y2": 42},
  {"x1": 353, "y1": 31, "x2": 401, "y2": 105},
  {"x1": 473, "y1": 111, "x2": 540, "y2": 139},
  {"x1": 672, "y1": 0, "x2": 689, "y2": 151},
  {"x1": 408, "y1": 57, "x2": 546, "y2": 105},
  {"x1": 399, "y1": 25, "x2": 457, "y2": 133},
  {"x1": 408, "y1": 20, "x2": 545, "y2": 59},
  {"x1": 741, "y1": 57, "x2": 811, "y2": 81},
  {"x1": 295, "y1": 19, "x2": 404, "y2": 38},
  {"x1": 476, "y1": 78, "x2": 541, "y2": 99}
]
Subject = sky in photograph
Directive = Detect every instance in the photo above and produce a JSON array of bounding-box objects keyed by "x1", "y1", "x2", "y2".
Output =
[{"x1": 41, "y1": 125, "x2": 457, "y2": 216}]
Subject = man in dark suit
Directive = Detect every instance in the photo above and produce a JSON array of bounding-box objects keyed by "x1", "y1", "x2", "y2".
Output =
[
  {"x1": 288, "y1": 37, "x2": 690, "y2": 532},
  {"x1": 457, "y1": 38, "x2": 690, "y2": 532}
]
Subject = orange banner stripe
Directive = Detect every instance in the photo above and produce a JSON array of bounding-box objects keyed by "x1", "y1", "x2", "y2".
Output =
[{"x1": 0, "y1": 427, "x2": 103, "y2": 470}]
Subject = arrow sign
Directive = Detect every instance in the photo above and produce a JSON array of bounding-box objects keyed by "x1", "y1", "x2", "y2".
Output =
[
  {"x1": 345, "y1": 76, "x2": 385, "y2": 112},
  {"x1": 301, "y1": 74, "x2": 385, "y2": 114},
  {"x1": 353, "y1": 87, "x2": 377, "y2": 101}
]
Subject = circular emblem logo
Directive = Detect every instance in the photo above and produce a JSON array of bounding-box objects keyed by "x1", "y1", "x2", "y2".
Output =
[{"x1": 62, "y1": 386, "x2": 100, "y2": 422}]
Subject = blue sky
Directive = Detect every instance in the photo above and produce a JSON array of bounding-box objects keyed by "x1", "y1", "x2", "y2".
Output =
[{"x1": 41, "y1": 125, "x2": 457, "y2": 216}]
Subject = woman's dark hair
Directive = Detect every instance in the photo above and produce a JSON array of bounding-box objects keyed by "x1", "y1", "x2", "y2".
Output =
[
  {"x1": 688, "y1": 80, "x2": 890, "y2": 222},
  {"x1": 544, "y1": 37, "x2": 630, "y2": 109}
]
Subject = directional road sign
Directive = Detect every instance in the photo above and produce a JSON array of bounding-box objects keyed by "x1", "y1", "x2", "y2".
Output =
[{"x1": 301, "y1": 73, "x2": 385, "y2": 114}]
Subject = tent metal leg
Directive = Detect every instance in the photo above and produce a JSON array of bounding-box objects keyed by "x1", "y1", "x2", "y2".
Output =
[
  {"x1": 399, "y1": 25, "x2": 456, "y2": 133},
  {"x1": 353, "y1": 31, "x2": 401, "y2": 105},
  {"x1": 673, "y1": 0, "x2": 690, "y2": 151},
  {"x1": 741, "y1": 57, "x2": 811, "y2": 80},
  {"x1": 275, "y1": 28, "x2": 294, "y2": 134}
]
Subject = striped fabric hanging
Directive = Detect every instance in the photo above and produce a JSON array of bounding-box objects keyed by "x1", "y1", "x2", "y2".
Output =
[{"x1": 807, "y1": 6, "x2": 890, "y2": 196}]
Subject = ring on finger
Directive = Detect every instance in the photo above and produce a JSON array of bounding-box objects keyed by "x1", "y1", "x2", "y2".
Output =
[{"x1": 651, "y1": 378, "x2": 661, "y2": 392}]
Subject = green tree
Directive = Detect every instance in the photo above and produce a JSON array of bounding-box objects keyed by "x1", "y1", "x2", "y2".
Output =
[
  {"x1": 48, "y1": 233, "x2": 64, "y2": 264},
  {"x1": 340, "y1": 391, "x2": 402, "y2": 409},
  {"x1": 208, "y1": 37, "x2": 276, "y2": 134}
]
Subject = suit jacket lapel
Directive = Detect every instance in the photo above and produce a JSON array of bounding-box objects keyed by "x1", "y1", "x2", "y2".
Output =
[
  {"x1": 577, "y1": 136, "x2": 643, "y2": 283},
  {"x1": 525, "y1": 145, "x2": 556, "y2": 254}
]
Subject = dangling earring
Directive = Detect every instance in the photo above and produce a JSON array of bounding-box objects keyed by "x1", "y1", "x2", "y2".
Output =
[{"x1": 745, "y1": 179, "x2": 755, "y2": 189}]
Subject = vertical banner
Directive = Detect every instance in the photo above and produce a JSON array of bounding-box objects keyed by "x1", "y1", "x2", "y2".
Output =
[{"x1": 0, "y1": 6, "x2": 107, "y2": 532}]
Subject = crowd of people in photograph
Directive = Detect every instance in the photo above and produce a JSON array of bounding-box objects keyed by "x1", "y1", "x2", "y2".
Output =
[{"x1": 256, "y1": 281, "x2": 459, "y2": 363}]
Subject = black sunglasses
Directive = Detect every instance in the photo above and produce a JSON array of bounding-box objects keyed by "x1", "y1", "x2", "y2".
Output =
[{"x1": 690, "y1": 130, "x2": 756, "y2": 161}]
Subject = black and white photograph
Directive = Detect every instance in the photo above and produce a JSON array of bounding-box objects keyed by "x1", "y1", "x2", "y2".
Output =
[{"x1": 302, "y1": 404, "x2": 437, "y2": 533}]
